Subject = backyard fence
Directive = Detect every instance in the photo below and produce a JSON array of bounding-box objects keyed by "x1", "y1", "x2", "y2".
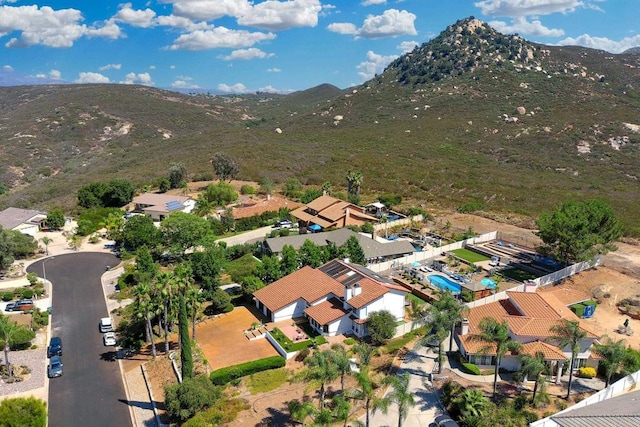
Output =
[
  {"x1": 532, "y1": 257, "x2": 601, "y2": 287},
  {"x1": 529, "y1": 369, "x2": 640, "y2": 427},
  {"x1": 393, "y1": 320, "x2": 418, "y2": 338},
  {"x1": 367, "y1": 231, "x2": 498, "y2": 273},
  {"x1": 372, "y1": 214, "x2": 424, "y2": 235}
]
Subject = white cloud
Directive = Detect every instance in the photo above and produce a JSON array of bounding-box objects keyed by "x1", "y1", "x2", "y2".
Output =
[
  {"x1": 48, "y1": 69, "x2": 61, "y2": 80},
  {"x1": 121, "y1": 72, "x2": 153, "y2": 85},
  {"x1": 171, "y1": 78, "x2": 200, "y2": 89},
  {"x1": 238, "y1": 0, "x2": 322, "y2": 31},
  {"x1": 267, "y1": 67, "x2": 281, "y2": 72},
  {"x1": 155, "y1": 14, "x2": 211, "y2": 31},
  {"x1": 0, "y1": 5, "x2": 122, "y2": 48},
  {"x1": 150, "y1": 65, "x2": 156, "y2": 70},
  {"x1": 489, "y1": 16, "x2": 564, "y2": 37},
  {"x1": 217, "y1": 82, "x2": 250, "y2": 93},
  {"x1": 362, "y1": 0, "x2": 387, "y2": 5},
  {"x1": 474, "y1": 0, "x2": 585, "y2": 17},
  {"x1": 357, "y1": 50, "x2": 397, "y2": 81},
  {"x1": 397, "y1": 40, "x2": 418, "y2": 53},
  {"x1": 114, "y1": 3, "x2": 156, "y2": 28},
  {"x1": 169, "y1": 65, "x2": 176, "y2": 69},
  {"x1": 167, "y1": 27, "x2": 276, "y2": 50},
  {"x1": 75, "y1": 72, "x2": 110, "y2": 83},
  {"x1": 222, "y1": 47, "x2": 274, "y2": 60},
  {"x1": 99, "y1": 63, "x2": 122, "y2": 71},
  {"x1": 3, "y1": 65, "x2": 14, "y2": 71},
  {"x1": 169, "y1": 0, "x2": 251, "y2": 22},
  {"x1": 331, "y1": 9, "x2": 417, "y2": 39},
  {"x1": 557, "y1": 33, "x2": 640, "y2": 54},
  {"x1": 327, "y1": 22, "x2": 357, "y2": 35}
]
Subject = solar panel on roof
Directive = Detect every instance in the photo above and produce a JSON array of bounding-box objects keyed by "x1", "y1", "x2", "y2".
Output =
[{"x1": 166, "y1": 200, "x2": 185, "y2": 211}]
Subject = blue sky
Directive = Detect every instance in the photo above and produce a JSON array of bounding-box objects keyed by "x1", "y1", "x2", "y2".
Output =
[{"x1": 0, "y1": 0, "x2": 638, "y2": 93}]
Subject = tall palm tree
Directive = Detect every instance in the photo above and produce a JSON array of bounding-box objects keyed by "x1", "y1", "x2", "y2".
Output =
[
  {"x1": 0, "y1": 316, "x2": 27, "y2": 380},
  {"x1": 154, "y1": 271, "x2": 174, "y2": 354},
  {"x1": 349, "y1": 366, "x2": 386, "y2": 427},
  {"x1": 594, "y1": 336, "x2": 629, "y2": 387},
  {"x1": 185, "y1": 284, "x2": 204, "y2": 341},
  {"x1": 468, "y1": 317, "x2": 522, "y2": 397},
  {"x1": 382, "y1": 372, "x2": 415, "y2": 427},
  {"x1": 518, "y1": 350, "x2": 549, "y2": 403},
  {"x1": 330, "y1": 344, "x2": 351, "y2": 393},
  {"x1": 549, "y1": 320, "x2": 588, "y2": 399},
  {"x1": 303, "y1": 349, "x2": 340, "y2": 409},
  {"x1": 346, "y1": 170, "x2": 363, "y2": 197},
  {"x1": 133, "y1": 281, "x2": 157, "y2": 358},
  {"x1": 353, "y1": 342, "x2": 375, "y2": 367}
]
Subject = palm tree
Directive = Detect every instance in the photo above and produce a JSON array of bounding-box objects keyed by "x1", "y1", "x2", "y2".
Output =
[
  {"x1": 353, "y1": 342, "x2": 375, "y2": 367},
  {"x1": 346, "y1": 170, "x2": 363, "y2": 197},
  {"x1": 349, "y1": 366, "x2": 386, "y2": 427},
  {"x1": 133, "y1": 281, "x2": 157, "y2": 358},
  {"x1": 549, "y1": 320, "x2": 588, "y2": 399},
  {"x1": 185, "y1": 284, "x2": 204, "y2": 341},
  {"x1": 330, "y1": 344, "x2": 351, "y2": 393},
  {"x1": 39, "y1": 236, "x2": 52, "y2": 256},
  {"x1": 0, "y1": 316, "x2": 26, "y2": 380},
  {"x1": 154, "y1": 271, "x2": 174, "y2": 354},
  {"x1": 382, "y1": 372, "x2": 415, "y2": 427},
  {"x1": 468, "y1": 317, "x2": 522, "y2": 397},
  {"x1": 420, "y1": 310, "x2": 449, "y2": 374},
  {"x1": 455, "y1": 388, "x2": 490, "y2": 420},
  {"x1": 594, "y1": 335, "x2": 629, "y2": 387},
  {"x1": 303, "y1": 349, "x2": 340, "y2": 409},
  {"x1": 518, "y1": 350, "x2": 549, "y2": 403}
]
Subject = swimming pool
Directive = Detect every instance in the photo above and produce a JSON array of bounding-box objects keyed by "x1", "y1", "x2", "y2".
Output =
[
  {"x1": 481, "y1": 278, "x2": 497, "y2": 289},
  {"x1": 428, "y1": 275, "x2": 462, "y2": 293}
]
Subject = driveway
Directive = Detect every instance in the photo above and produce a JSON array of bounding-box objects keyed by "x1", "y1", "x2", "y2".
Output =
[
  {"x1": 216, "y1": 225, "x2": 273, "y2": 247},
  {"x1": 28, "y1": 253, "x2": 132, "y2": 427},
  {"x1": 366, "y1": 344, "x2": 447, "y2": 427}
]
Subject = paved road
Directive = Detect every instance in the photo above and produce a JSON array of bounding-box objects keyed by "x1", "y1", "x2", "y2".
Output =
[{"x1": 28, "y1": 253, "x2": 132, "y2": 427}]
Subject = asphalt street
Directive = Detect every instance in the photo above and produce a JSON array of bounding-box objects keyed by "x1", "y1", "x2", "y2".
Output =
[{"x1": 28, "y1": 253, "x2": 132, "y2": 427}]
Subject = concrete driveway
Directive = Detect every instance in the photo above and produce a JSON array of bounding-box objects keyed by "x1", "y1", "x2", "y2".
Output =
[
  {"x1": 366, "y1": 344, "x2": 447, "y2": 427},
  {"x1": 216, "y1": 225, "x2": 274, "y2": 246}
]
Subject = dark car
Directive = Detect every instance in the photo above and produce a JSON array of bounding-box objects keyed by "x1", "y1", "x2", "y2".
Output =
[
  {"x1": 434, "y1": 414, "x2": 459, "y2": 427},
  {"x1": 47, "y1": 337, "x2": 62, "y2": 358},
  {"x1": 4, "y1": 302, "x2": 16, "y2": 312},
  {"x1": 47, "y1": 355, "x2": 63, "y2": 378},
  {"x1": 5, "y1": 299, "x2": 34, "y2": 312}
]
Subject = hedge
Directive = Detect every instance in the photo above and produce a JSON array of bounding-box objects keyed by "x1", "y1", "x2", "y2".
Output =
[
  {"x1": 459, "y1": 356, "x2": 481, "y2": 375},
  {"x1": 210, "y1": 356, "x2": 285, "y2": 385},
  {"x1": 571, "y1": 303, "x2": 585, "y2": 318}
]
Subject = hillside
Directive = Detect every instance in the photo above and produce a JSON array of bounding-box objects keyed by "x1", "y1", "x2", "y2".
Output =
[{"x1": 0, "y1": 17, "x2": 639, "y2": 234}]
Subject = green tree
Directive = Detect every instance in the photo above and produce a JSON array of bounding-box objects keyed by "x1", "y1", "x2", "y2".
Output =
[
  {"x1": 39, "y1": 236, "x2": 52, "y2": 256},
  {"x1": 220, "y1": 208, "x2": 234, "y2": 232},
  {"x1": 548, "y1": 319, "x2": 588, "y2": 399},
  {"x1": 536, "y1": 199, "x2": 622, "y2": 265},
  {"x1": 342, "y1": 235, "x2": 366, "y2": 265},
  {"x1": 179, "y1": 293, "x2": 193, "y2": 379},
  {"x1": 258, "y1": 177, "x2": 275, "y2": 195},
  {"x1": 378, "y1": 194, "x2": 402, "y2": 209},
  {"x1": 346, "y1": 170, "x2": 363, "y2": 197},
  {"x1": 211, "y1": 153, "x2": 239, "y2": 182},
  {"x1": 168, "y1": 163, "x2": 188, "y2": 189},
  {"x1": 160, "y1": 212, "x2": 212, "y2": 259},
  {"x1": 122, "y1": 215, "x2": 161, "y2": 251},
  {"x1": 256, "y1": 255, "x2": 282, "y2": 284},
  {"x1": 0, "y1": 397, "x2": 47, "y2": 427},
  {"x1": 303, "y1": 349, "x2": 340, "y2": 409},
  {"x1": 283, "y1": 177, "x2": 303, "y2": 198},
  {"x1": 103, "y1": 179, "x2": 135, "y2": 207},
  {"x1": 299, "y1": 239, "x2": 324, "y2": 268},
  {"x1": 133, "y1": 281, "x2": 156, "y2": 358},
  {"x1": 280, "y1": 244, "x2": 299, "y2": 276},
  {"x1": 209, "y1": 288, "x2": 233, "y2": 314},
  {"x1": 240, "y1": 275, "x2": 264, "y2": 298},
  {"x1": 45, "y1": 208, "x2": 65, "y2": 230},
  {"x1": 353, "y1": 342, "x2": 375, "y2": 366},
  {"x1": 594, "y1": 336, "x2": 631, "y2": 387},
  {"x1": 153, "y1": 271, "x2": 174, "y2": 353},
  {"x1": 349, "y1": 366, "x2": 384, "y2": 427},
  {"x1": 189, "y1": 245, "x2": 225, "y2": 294},
  {"x1": 454, "y1": 388, "x2": 490, "y2": 422},
  {"x1": 240, "y1": 184, "x2": 255, "y2": 195},
  {"x1": 330, "y1": 344, "x2": 351, "y2": 392},
  {"x1": 185, "y1": 283, "x2": 204, "y2": 341},
  {"x1": 518, "y1": 351, "x2": 548, "y2": 403},
  {"x1": 77, "y1": 182, "x2": 107, "y2": 208},
  {"x1": 8, "y1": 231, "x2": 37, "y2": 259},
  {"x1": 0, "y1": 315, "x2": 35, "y2": 380},
  {"x1": 416, "y1": 306, "x2": 450, "y2": 374},
  {"x1": 468, "y1": 317, "x2": 522, "y2": 397},
  {"x1": 165, "y1": 375, "x2": 221, "y2": 422},
  {"x1": 368, "y1": 310, "x2": 396, "y2": 345},
  {"x1": 203, "y1": 182, "x2": 238, "y2": 206},
  {"x1": 100, "y1": 212, "x2": 125, "y2": 242},
  {"x1": 157, "y1": 177, "x2": 171, "y2": 193},
  {"x1": 193, "y1": 194, "x2": 213, "y2": 217},
  {"x1": 382, "y1": 372, "x2": 415, "y2": 427},
  {"x1": 301, "y1": 188, "x2": 323, "y2": 204},
  {"x1": 135, "y1": 246, "x2": 158, "y2": 279}
]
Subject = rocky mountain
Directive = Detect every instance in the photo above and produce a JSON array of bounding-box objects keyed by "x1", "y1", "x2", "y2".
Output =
[{"x1": 0, "y1": 17, "x2": 639, "y2": 234}]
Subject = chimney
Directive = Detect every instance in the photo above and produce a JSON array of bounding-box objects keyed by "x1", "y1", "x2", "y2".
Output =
[
  {"x1": 461, "y1": 318, "x2": 470, "y2": 336},
  {"x1": 524, "y1": 280, "x2": 537, "y2": 293},
  {"x1": 345, "y1": 207, "x2": 350, "y2": 226},
  {"x1": 343, "y1": 285, "x2": 353, "y2": 309},
  {"x1": 353, "y1": 284, "x2": 361, "y2": 297}
]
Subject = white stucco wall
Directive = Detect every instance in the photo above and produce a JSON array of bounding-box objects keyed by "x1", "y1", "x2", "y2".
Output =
[
  {"x1": 272, "y1": 298, "x2": 307, "y2": 322},
  {"x1": 327, "y1": 316, "x2": 352, "y2": 336}
]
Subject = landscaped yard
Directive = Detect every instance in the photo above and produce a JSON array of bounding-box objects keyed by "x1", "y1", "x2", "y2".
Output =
[
  {"x1": 451, "y1": 248, "x2": 490, "y2": 263},
  {"x1": 499, "y1": 266, "x2": 540, "y2": 282}
]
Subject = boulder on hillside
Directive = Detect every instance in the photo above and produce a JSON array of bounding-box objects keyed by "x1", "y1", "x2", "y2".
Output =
[{"x1": 516, "y1": 106, "x2": 526, "y2": 115}]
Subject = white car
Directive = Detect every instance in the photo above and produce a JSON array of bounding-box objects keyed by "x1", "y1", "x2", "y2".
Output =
[{"x1": 103, "y1": 332, "x2": 117, "y2": 346}]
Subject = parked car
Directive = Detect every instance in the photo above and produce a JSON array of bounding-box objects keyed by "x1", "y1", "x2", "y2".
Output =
[
  {"x1": 272, "y1": 219, "x2": 293, "y2": 229},
  {"x1": 47, "y1": 337, "x2": 62, "y2": 358},
  {"x1": 99, "y1": 317, "x2": 113, "y2": 333},
  {"x1": 103, "y1": 332, "x2": 117, "y2": 347},
  {"x1": 5, "y1": 299, "x2": 34, "y2": 312},
  {"x1": 434, "y1": 414, "x2": 459, "y2": 427},
  {"x1": 47, "y1": 356, "x2": 63, "y2": 378}
]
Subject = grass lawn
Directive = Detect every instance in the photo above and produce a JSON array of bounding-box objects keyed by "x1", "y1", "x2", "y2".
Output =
[
  {"x1": 499, "y1": 267, "x2": 540, "y2": 282},
  {"x1": 246, "y1": 368, "x2": 289, "y2": 394},
  {"x1": 451, "y1": 248, "x2": 490, "y2": 263},
  {"x1": 407, "y1": 294, "x2": 427, "y2": 307}
]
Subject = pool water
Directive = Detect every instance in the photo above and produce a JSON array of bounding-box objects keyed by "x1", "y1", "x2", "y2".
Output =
[
  {"x1": 428, "y1": 275, "x2": 462, "y2": 293},
  {"x1": 481, "y1": 278, "x2": 497, "y2": 288}
]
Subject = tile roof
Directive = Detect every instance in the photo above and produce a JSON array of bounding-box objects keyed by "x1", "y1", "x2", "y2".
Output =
[
  {"x1": 253, "y1": 266, "x2": 343, "y2": 312},
  {"x1": 304, "y1": 297, "x2": 350, "y2": 325},
  {"x1": 0, "y1": 207, "x2": 45, "y2": 230},
  {"x1": 551, "y1": 390, "x2": 640, "y2": 427},
  {"x1": 291, "y1": 195, "x2": 377, "y2": 228},
  {"x1": 538, "y1": 287, "x2": 592, "y2": 306},
  {"x1": 133, "y1": 193, "x2": 191, "y2": 206},
  {"x1": 232, "y1": 196, "x2": 302, "y2": 219},
  {"x1": 520, "y1": 341, "x2": 568, "y2": 360}
]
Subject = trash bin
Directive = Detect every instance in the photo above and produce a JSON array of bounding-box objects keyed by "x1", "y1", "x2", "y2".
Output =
[{"x1": 47, "y1": 307, "x2": 53, "y2": 314}]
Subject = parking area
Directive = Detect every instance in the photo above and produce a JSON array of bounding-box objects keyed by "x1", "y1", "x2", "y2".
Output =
[{"x1": 196, "y1": 306, "x2": 278, "y2": 371}]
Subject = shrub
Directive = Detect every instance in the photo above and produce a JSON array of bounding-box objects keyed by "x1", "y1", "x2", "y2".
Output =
[
  {"x1": 295, "y1": 347, "x2": 311, "y2": 362},
  {"x1": 240, "y1": 185, "x2": 255, "y2": 195},
  {"x1": 0, "y1": 397, "x2": 47, "y2": 427},
  {"x1": 20, "y1": 289, "x2": 35, "y2": 299},
  {"x1": 578, "y1": 367, "x2": 596, "y2": 378},
  {"x1": 1, "y1": 292, "x2": 13, "y2": 302},
  {"x1": 459, "y1": 356, "x2": 481, "y2": 375},
  {"x1": 343, "y1": 338, "x2": 356, "y2": 346},
  {"x1": 368, "y1": 310, "x2": 396, "y2": 345},
  {"x1": 570, "y1": 303, "x2": 586, "y2": 318},
  {"x1": 165, "y1": 375, "x2": 223, "y2": 422},
  {"x1": 210, "y1": 356, "x2": 286, "y2": 385}
]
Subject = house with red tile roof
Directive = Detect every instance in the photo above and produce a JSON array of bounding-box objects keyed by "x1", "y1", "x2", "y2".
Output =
[
  {"x1": 291, "y1": 195, "x2": 378, "y2": 231},
  {"x1": 232, "y1": 195, "x2": 302, "y2": 219},
  {"x1": 253, "y1": 259, "x2": 407, "y2": 337},
  {"x1": 457, "y1": 288, "x2": 600, "y2": 381}
]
